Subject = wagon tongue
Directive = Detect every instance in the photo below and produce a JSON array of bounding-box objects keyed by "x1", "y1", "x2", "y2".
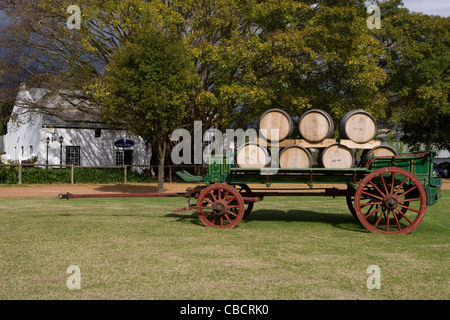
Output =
[{"x1": 58, "y1": 192, "x2": 186, "y2": 199}]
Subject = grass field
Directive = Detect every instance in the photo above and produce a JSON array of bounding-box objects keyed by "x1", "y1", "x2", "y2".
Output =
[{"x1": 0, "y1": 189, "x2": 449, "y2": 300}]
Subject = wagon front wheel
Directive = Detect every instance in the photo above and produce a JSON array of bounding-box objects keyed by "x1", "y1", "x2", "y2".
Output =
[
  {"x1": 354, "y1": 167, "x2": 427, "y2": 234},
  {"x1": 196, "y1": 184, "x2": 245, "y2": 228}
]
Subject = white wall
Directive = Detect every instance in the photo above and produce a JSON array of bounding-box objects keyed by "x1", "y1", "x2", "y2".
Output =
[
  {"x1": 3, "y1": 88, "x2": 152, "y2": 167},
  {"x1": 435, "y1": 150, "x2": 450, "y2": 165},
  {"x1": 4, "y1": 89, "x2": 42, "y2": 163},
  {"x1": 39, "y1": 127, "x2": 151, "y2": 167}
]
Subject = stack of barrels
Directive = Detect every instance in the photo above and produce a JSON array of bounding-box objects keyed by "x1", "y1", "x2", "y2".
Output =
[{"x1": 235, "y1": 108, "x2": 398, "y2": 169}]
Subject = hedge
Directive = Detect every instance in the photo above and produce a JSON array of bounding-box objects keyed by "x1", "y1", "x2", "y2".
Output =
[{"x1": 0, "y1": 167, "x2": 155, "y2": 184}]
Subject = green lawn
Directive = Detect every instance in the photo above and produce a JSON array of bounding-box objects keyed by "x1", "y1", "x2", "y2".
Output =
[{"x1": 0, "y1": 190, "x2": 448, "y2": 300}]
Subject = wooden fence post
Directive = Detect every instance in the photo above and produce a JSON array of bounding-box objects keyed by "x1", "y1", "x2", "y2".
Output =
[
  {"x1": 124, "y1": 165, "x2": 127, "y2": 183},
  {"x1": 18, "y1": 163, "x2": 22, "y2": 185},
  {"x1": 71, "y1": 165, "x2": 74, "y2": 184}
]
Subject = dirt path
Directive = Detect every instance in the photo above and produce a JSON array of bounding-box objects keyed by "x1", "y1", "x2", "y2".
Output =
[
  {"x1": 0, "y1": 183, "x2": 192, "y2": 198},
  {"x1": 0, "y1": 179, "x2": 448, "y2": 198}
]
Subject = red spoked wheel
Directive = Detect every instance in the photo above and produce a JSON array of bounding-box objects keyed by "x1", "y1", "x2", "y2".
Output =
[
  {"x1": 196, "y1": 183, "x2": 245, "y2": 228},
  {"x1": 347, "y1": 185, "x2": 410, "y2": 223},
  {"x1": 355, "y1": 167, "x2": 427, "y2": 234}
]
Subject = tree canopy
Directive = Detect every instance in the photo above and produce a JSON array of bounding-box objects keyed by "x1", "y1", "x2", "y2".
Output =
[
  {"x1": 375, "y1": 0, "x2": 450, "y2": 151},
  {"x1": 0, "y1": 0, "x2": 448, "y2": 167},
  {"x1": 94, "y1": 19, "x2": 198, "y2": 191}
]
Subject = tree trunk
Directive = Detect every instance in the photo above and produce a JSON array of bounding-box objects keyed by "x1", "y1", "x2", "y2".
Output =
[{"x1": 157, "y1": 141, "x2": 167, "y2": 193}]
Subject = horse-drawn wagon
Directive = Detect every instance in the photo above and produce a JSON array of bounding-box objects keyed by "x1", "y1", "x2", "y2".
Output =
[{"x1": 173, "y1": 150, "x2": 441, "y2": 234}]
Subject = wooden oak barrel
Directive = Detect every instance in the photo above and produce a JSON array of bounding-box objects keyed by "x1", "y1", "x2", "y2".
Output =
[
  {"x1": 298, "y1": 109, "x2": 334, "y2": 143},
  {"x1": 236, "y1": 143, "x2": 271, "y2": 168},
  {"x1": 279, "y1": 145, "x2": 313, "y2": 168},
  {"x1": 318, "y1": 143, "x2": 355, "y2": 169},
  {"x1": 361, "y1": 144, "x2": 398, "y2": 166},
  {"x1": 258, "y1": 108, "x2": 293, "y2": 142},
  {"x1": 339, "y1": 110, "x2": 376, "y2": 144}
]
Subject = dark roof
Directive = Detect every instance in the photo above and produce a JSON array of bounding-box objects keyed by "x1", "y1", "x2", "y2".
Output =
[{"x1": 26, "y1": 88, "x2": 119, "y2": 129}]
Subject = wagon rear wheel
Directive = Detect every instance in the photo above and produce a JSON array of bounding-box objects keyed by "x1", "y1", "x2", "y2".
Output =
[
  {"x1": 347, "y1": 185, "x2": 410, "y2": 223},
  {"x1": 348, "y1": 188, "x2": 411, "y2": 223},
  {"x1": 196, "y1": 184, "x2": 245, "y2": 228},
  {"x1": 354, "y1": 167, "x2": 427, "y2": 234},
  {"x1": 234, "y1": 184, "x2": 254, "y2": 219}
]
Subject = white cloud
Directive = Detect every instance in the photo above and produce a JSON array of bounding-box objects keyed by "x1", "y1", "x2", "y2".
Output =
[{"x1": 401, "y1": 0, "x2": 450, "y2": 17}]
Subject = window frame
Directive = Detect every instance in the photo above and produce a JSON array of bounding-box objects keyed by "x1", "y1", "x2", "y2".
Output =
[
  {"x1": 115, "y1": 150, "x2": 124, "y2": 166},
  {"x1": 66, "y1": 146, "x2": 81, "y2": 166}
]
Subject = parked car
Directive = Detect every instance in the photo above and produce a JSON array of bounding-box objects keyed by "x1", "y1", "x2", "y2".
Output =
[
  {"x1": 437, "y1": 162, "x2": 450, "y2": 174},
  {"x1": 433, "y1": 163, "x2": 448, "y2": 178}
]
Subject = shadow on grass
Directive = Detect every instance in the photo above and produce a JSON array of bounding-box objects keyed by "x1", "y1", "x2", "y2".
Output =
[
  {"x1": 166, "y1": 209, "x2": 367, "y2": 233},
  {"x1": 94, "y1": 184, "x2": 160, "y2": 193}
]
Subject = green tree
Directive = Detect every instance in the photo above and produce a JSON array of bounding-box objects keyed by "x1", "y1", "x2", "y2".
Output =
[
  {"x1": 94, "y1": 22, "x2": 198, "y2": 192},
  {"x1": 286, "y1": 1, "x2": 387, "y2": 121},
  {"x1": 375, "y1": 0, "x2": 450, "y2": 151},
  {"x1": 2, "y1": 0, "x2": 447, "y2": 177},
  {"x1": 0, "y1": 0, "x2": 389, "y2": 190},
  {"x1": 0, "y1": 0, "x2": 388, "y2": 142},
  {"x1": 174, "y1": 0, "x2": 387, "y2": 129}
]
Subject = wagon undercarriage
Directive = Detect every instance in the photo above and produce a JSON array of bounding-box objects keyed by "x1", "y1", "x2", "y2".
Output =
[{"x1": 59, "y1": 151, "x2": 442, "y2": 235}]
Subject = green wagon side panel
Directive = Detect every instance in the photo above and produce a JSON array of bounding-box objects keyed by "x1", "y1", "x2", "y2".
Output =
[
  {"x1": 426, "y1": 177, "x2": 442, "y2": 206},
  {"x1": 199, "y1": 151, "x2": 441, "y2": 206},
  {"x1": 369, "y1": 151, "x2": 434, "y2": 185},
  {"x1": 229, "y1": 167, "x2": 369, "y2": 186},
  {"x1": 204, "y1": 155, "x2": 231, "y2": 184},
  {"x1": 369, "y1": 151, "x2": 441, "y2": 206}
]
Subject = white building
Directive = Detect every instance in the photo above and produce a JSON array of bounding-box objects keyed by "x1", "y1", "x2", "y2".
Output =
[
  {"x1": 2, "y1": 86, "x2": 152, "y2": 168},
  {"x1": 435, "y1": 150, "x2": 450, "y2": 165}
]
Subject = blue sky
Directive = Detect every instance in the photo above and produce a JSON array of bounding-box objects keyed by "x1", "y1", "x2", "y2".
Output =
[{"x1": 401, "y1": 0, "x2": 450, "y2": 17}]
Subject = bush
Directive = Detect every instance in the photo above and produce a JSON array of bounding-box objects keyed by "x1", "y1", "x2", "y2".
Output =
[
  {"x1": 0, "y1": 166, "x2": 155, "y2": 184},
  {"x1": 0, "y1": 159, "x2": 19, "y2": 184}
]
